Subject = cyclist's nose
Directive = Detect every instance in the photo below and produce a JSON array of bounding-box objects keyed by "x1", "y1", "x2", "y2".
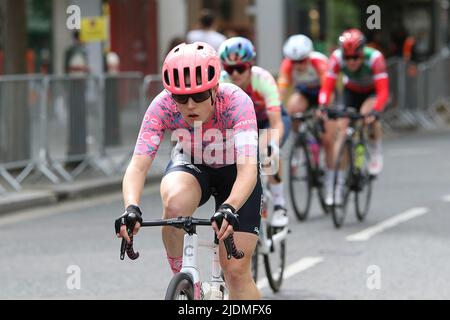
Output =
[{"x1": 186, "y1": 98, "x2": 196, "y2": 109}]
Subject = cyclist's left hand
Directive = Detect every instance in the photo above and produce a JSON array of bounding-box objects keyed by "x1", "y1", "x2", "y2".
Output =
[
  {"x1": 211, "y1": 204, "x2": 239, "y2": 241},
  {"x1": 364, "y1": 110, "x2": 379, "y2": 125}
]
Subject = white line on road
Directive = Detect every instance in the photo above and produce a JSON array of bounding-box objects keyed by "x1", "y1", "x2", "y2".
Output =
[
  {"x1": 257, "y1": 257, "x2": 323, "y2": 290},
  {"x1": 0, "y1": 185, "x2": 160, "y2": 227},
  {"x1": 346, "y1": 207, "x2": 429, "y2": 242},
  {"x1": 386, "y1": 148, "x2": 433, "y2": 157},
  {"x1": 442, "y1": 194, "x2": 450, "y2": 202}
]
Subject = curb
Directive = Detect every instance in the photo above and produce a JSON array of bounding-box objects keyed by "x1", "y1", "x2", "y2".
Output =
[{"x1": 0, "y1": 174, "x2": 163, "y2": 216}]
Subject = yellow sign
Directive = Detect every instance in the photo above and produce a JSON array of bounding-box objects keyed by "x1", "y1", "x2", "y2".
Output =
[{"x1": 80, "y1": 16, "x2": 107, "y2": 42}]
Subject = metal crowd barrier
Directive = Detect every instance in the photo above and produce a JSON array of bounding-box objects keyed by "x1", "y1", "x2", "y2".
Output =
[
  {"x1": 0, "y1": 75, "x2": 59, "y2": 192},
  {"x1": 100, "y1": 72, "x2": 145, "y2": 172},
  {"x1": 383, "y1": 52, "x2": 450, "y2": 131}
]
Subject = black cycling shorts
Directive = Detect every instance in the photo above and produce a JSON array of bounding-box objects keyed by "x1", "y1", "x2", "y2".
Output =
[
  {"x1": 164, "y1": 160, "x2": 262, "y2": 236},
  {"x1": 344, "y1": 88, "x2": 376, "y2": 112}
]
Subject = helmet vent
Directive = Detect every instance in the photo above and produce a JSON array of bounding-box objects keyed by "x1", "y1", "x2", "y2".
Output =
[
  {"x1": 208, "y1": 65, "x2": 215, "y2": 81},
  {"x1": 164, "y1": 70, "x2": 170, "y2": 86},
  {"x1": 196, "y1": 66, "x2": 202, "y2": 86},
  {"x1": 183, "y1": 67, "x2": 190, "y2": 88},
  {"x1": 173, "y1": 68, "x2": 180, "y2": 87}
]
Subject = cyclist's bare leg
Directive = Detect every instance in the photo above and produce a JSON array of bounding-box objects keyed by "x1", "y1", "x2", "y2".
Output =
[
  {"x1": 160, "y1": 171, "x2": 202, "y2": 259},
  {"x1": 219, "y1": 232, "x2": 260, "y2": 299},
  {"x1": 286, "y1": 92, "x2": 308, "y2": 132}
]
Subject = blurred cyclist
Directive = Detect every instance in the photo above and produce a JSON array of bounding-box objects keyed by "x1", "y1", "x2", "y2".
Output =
[
  {"x1": 115, "y1": 42, "x2": 262, "y2": 299},
  {"x1": 319, "y1": 29, "x2": 389, "y2": 202},
  {"x1": 219, "y1": 37, "x2": 291, "y2": 228},
  {"x1": 278, "y1": 34, "x2": 337, "y2": 206}
]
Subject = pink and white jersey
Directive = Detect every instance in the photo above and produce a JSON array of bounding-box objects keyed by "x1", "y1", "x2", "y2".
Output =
[{"x1": 134, "y1": 83, "x2": 258, "y2": 168}]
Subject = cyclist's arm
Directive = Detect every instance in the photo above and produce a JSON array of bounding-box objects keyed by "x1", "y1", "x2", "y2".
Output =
[
  {"x1": 226, "y1": 90, "x2": 259, "y2": 211},
  {"x1": 224, "y1": 161, "x2": 257, "y2": 211},
  {"x1": 258, "y1": 67, "x2": 284, "y2": 146},
  {"x1": 123, "y1": 97, "x2": 166, "y2": 208},
  {"x1": 318, "y1": 52, "x2": 340, "y2": 107},
  {"x1": 267, "y1": 111, "x2": 283, "y2": 147},
  {"x1": 277, "y1": 58, "x2": 293, "y2": 100},
  {"x1": 123, "y1": 155, "x2": 153, "y2": 207},
  {"x1": 371, "y1": 53, "x2": 389, "y2": 112}
]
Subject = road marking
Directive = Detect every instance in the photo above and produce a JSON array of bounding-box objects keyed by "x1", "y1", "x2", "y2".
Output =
[
  {"x1": 0, "y1": 185, "x2": 160, "y2": 227},
  {"x1": 346, "y1": 207, "x2": 429, "y2": 242},
  {"x1": 386, "y1": 148, "x2": 433, "y2": 157},
  {"x1": 442, "y1": 194, "x2": 450, "y2": 202},
  {"x1": 257, "y1": 256, "x2": 323, "y2": 290}
]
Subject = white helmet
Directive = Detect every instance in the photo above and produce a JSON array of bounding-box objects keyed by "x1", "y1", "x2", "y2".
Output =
[{"x1": 283, "y1": 34, "x2": 313, "y2": 60}]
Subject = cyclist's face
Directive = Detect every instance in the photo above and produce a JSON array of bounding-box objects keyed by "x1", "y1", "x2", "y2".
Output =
[
  {"x1": 293, "y1": 58, "x2": 309, "y2": 72},
  {"x1": 345, "y1": 55, "x2": 363, "y2": 71},
  {"x1": 175, "y1": 85, "x2": 218, "y2": 126},
  {"x1": 225, "y1": 64, "x2": 251, "y2": 89}
]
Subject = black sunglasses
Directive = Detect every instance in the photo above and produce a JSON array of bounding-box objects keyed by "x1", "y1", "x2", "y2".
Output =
[
  {"x1": 172, "y1": 90, "x2": 211, "y2": 104},
  {"x1": 224, "y1": 64, "x2": 250, "y2": 75},
  {"x1": 292, "y1": 58, "x2": 308, "y2": 64},
  {"x1": 344, "y1": 55, "x2": 361, "y2": 61}
]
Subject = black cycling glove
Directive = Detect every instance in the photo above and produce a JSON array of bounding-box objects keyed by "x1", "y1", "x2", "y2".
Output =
[
  {"x1": 210, "y1": 203, "x2": 239, "y2": 230},
  {"x1": 115, "y1": 205, "x2": 143, "y2": 235}
]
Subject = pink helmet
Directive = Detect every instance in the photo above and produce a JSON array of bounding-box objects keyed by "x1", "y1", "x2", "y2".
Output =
[{"x1": 162, "y1": 42, "x2": 221, "y2": 94}]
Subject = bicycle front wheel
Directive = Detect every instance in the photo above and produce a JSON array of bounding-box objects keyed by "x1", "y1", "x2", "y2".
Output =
[
  {"x1": 263, "y1": 226, "x2": 286, "y2": 293},
  {"x1": 332, "y1": 140, "x2": 353, "y2": 228},
  {"x1": 354, "y1": 143, "x2": 373, "y2": 221},
  {"x1": 164, "y1": 272, "x2": 195, "y2": 300},
  {"x1": 288, "y1": 136, "x2": 312, "y2": 221}
]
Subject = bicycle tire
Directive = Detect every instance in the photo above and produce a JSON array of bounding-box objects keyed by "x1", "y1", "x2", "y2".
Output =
[
  {"x1": 354, "y1": 143, "x2": 373, "y2": 221},
  {"x1": 164, "y1": 272, "x2": 195, "y2": 300},
  {"x1": 263, "y1": 226, "x2": 286, "y2": 293},
  {"x1": 332, "y1": 140, "x2": 353, "y2": 228},
  {"x1": 251, "y1": 243, "x2": 259, "y2": 282},
  {"x1": 288, "y1": 136, "x2": 312, "y2": 221}
]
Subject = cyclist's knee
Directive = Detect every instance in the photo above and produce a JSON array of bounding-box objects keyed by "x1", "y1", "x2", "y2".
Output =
[
  {"x1": 222, "y1": 264, "x2": 252, "y2": 290},
  {"x1": 162, "y1": 192, "x2": 197, "y2": 218}
]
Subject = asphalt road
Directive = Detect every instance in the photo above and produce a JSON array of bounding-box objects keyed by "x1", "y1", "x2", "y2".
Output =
[{"x1": 1, "y1": 129, "x2": 450, "y2": 300}]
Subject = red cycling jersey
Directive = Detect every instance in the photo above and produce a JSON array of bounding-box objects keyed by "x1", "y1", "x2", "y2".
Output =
[{"x1": 319, "y1": 47, "x2": 389, "y2": 112}]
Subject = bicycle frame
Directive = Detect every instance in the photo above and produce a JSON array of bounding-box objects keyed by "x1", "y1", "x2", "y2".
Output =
[{"x1": 180, "y1": 232, "x2": 226, "y2": 300}]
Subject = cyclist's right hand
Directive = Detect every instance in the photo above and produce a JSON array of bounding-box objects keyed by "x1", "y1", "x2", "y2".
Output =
[
  {"x1": 115, "y1": 205, "x2": 143, "y2": 243},
  {"x1": 315, "y1": 105, "x2": 328, "y2": 119}
]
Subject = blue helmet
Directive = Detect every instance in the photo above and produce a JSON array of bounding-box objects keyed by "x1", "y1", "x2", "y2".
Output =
[{"x1": 218, "y1": 37, "x2": 256, "y2": 65}]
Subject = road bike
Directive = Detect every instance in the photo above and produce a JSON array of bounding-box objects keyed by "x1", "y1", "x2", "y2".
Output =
[
  {"x1": 288, "y1": 109, "x2": 329, "y2": 221},
  {"x1": 331, "y1": 109, "x2": 377, "y2": 228},
  {"x1": 119, "y1": 214, "x2": 243, "y2": 300}
]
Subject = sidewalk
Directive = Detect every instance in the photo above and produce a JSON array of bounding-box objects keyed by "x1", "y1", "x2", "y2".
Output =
[{"x1": 0, "y1": 141, "x2": 172, "y2": 216}]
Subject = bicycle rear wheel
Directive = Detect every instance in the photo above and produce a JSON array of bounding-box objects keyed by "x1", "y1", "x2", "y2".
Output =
[
  {"x1": 263, "y1": 226, "x2": 286, "y2": 293},
  {"x1": 288, "y1": 136, "x2": 312, "y2": 221},
  {"x1": 354, "y1": 143, "x2": 373, "y2": 221},
  {"x1": 165, "y1": 272, "x2": 195, "y2": 300},
  {"x1": 332, "y1": 140, "x2": 353, "y2": 228}
]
